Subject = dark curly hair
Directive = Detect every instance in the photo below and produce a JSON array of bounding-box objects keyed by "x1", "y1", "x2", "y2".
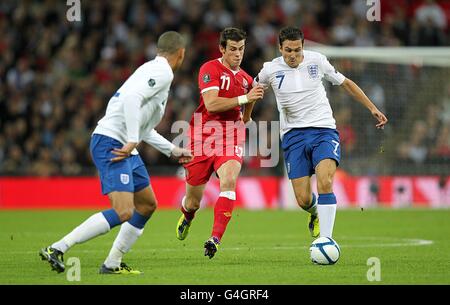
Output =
[
  {"x1": 219, "y1": 27, "x2": 247, "y2": 48},
  {"x1": 279, "y1": 26, "x2": 304, "y2": 46}
]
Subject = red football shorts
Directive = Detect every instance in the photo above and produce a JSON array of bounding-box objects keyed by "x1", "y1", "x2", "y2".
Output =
[{"x1": 184, "y1": 146, "x2": 244, "y2": 186}]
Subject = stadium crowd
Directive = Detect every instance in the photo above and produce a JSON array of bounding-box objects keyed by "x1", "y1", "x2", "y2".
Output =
[{"x1": 0, "y1": 0, "x2": 449, "y2": 176}]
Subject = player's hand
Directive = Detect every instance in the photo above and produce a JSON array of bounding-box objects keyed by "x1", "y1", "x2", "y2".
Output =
[
  {"x1": 247, "y1": 85, "x2": 265, "y2": 103},
  {"x1": 171, "y1": 147, "x2": 193, "y2": 164},
  {"x1": 371, "y1": 109, "x2": 388, "y2": 129},
  {"x1": 110, "y1": 142, "x2": 138, "y2": 162}
]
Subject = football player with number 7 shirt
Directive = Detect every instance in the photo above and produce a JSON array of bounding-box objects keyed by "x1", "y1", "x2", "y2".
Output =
[
  {"x1": 253, "y1": 26, "x2": 388, "y2": 242},
  {"x1": 175, "y1": 27, "x2": 265, "y2": 259}
]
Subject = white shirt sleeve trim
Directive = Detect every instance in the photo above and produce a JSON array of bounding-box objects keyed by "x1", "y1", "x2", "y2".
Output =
[{"x1": 200, "y1": 86, "x2": 220, "y2": 94}]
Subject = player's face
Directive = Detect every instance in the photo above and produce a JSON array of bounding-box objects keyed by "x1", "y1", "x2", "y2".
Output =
[
  {"x1": 220, "y1": 40, "x2": 245, "y2": 70},
  {"x1": 279, "y1": 40, "x2": 304, "y2": 68}
]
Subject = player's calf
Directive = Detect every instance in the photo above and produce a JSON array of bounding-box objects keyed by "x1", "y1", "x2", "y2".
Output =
[{"x1": 176, "y1": 196, "x2": 198, "y2": 240}]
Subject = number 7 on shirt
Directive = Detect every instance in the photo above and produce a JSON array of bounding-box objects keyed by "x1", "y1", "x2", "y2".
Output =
[{"x1": 275, "y1": 74, "x2": 285, "y2": 89}]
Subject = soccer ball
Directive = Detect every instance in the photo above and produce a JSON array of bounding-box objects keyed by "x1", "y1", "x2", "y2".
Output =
[{"x1": 309, "y1": 237, "x2": 341, "y2": 265}]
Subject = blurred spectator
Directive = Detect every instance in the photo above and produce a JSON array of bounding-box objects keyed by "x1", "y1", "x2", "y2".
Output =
[
  {"x1": 335, "y1": 108, "x2": 357, "y2": 157},
  {"x1": 397, "y1": 120, "x2": 429, "y2": 164},
  {"x1": 0, "y1": 0, "x2": 449, "y2": 177},
  {"x1": 415, "y1": 0, "x2": 447, "y2": 30},
  {"x1": 429, "y1": 123, "x2": 450, "y2": 162}
]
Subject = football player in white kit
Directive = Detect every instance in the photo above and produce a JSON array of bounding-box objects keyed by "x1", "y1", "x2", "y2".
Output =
[
  {"x1": 253, "y1": 26, "x2": 387, "y2": 240},
  {"x1": 40, "y1": 31, "x2": 193, "y2": 274}
]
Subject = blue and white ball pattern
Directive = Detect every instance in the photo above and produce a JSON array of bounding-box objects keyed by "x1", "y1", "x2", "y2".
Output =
[{"x1": 309, "y1": 237, "x2": 341, "y2": 265}]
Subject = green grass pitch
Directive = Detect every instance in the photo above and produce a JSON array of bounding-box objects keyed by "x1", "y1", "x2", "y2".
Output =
[{"x1": 0, "y1": 209, "x2": 449, "y2": 284}]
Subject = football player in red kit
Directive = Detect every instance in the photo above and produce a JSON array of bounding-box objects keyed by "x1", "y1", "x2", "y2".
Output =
[{"x1": 176, "y1": 27, "x2": 265, "y2": 258}]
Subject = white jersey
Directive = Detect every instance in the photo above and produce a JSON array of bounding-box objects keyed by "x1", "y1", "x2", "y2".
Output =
[
  {"x1": 254, "y1": 50, "x2": 346, "y2": 139},
  {"x1": 93, "y1": 56, "x2": 175, "y2": 156}
]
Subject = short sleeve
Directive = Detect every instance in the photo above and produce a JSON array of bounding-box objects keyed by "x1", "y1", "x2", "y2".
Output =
[
  {"x1": 120, "y1": 66, "x2": 172, "y2": 102},
  {"x1": 198, "y1": 63, "x2": 220, "y2": 94},
  {"x1": 321, "y1": 55, "x2": 346, "y2": 86},
  {"x1": 253, "y1": 62, "x2": 270, "y2": 89}
]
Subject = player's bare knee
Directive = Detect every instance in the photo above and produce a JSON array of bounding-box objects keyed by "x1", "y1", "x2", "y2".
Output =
[
  {"x1": 185, "y1": 196, "x2": 200, "y2": 210},
  {"x1": 116, "y1": 207, "x2": 134, "y2": 222},
  {"x1": 145, "y1": 198, "x2": 157, "y2": 213},
  {"x1": 296, "y1": 194, "x2": 312, "y2": 208},
  {"x1": 220, "y1": 176, "x2": 237, "y2": 191},
  {"x1": 317, "y1": 177, "x2": 333, "y2": 193},
  {"x1": 137, "y1": 198, "x2": 157, "y2": 216}
]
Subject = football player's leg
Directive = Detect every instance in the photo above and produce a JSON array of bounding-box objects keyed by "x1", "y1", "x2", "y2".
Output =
[
  {"x1": 41, "y1": 135, "x2": 128, "y2": 272},
  {"x1": 312, "y1": 130, "x2": 340, "y2": 238},
  {"x1": 43, "y1": 191, "x2": 131, "y2": 273},
  {"x1": 315, "y1": 159, "x2": 338, "y2": 238},
  {"x1": 291, "y1": 176, "x2": 316, "y2": 212},
  {"x1": 102, "y1": 162, "x2": 152, "y2": 274},
  {"x1": 177, "y1": 183, "x2": 206, "y2": 240},
  {"x1": 176, "y1": 158, "x2": 212, "y2": 240},
  {"x1": 291, "y1": 177, "x2": 319, "y2": 238},
  {"x1": 282, "y1": 130, "x2": 318, "y2": 237},
  {"x1": 205, "y1": 159, "x2": 241, "y2": 258}
]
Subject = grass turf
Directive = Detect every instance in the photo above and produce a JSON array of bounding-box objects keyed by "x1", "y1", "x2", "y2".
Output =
[{"x1": 0, "y1": 209, "x2": 449, "y2": 284}]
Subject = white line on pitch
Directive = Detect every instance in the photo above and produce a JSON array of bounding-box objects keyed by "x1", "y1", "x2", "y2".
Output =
[{"x1": 7, "y1": 238, "x2": 433, "y2": 254}]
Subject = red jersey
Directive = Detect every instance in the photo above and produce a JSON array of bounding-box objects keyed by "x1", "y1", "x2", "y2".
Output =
[
  {"x1": 193, "y1": 58, "x2": 253, "y2": 123},
  {"x1": 189, "y1": 59, "x2": 253, "y2": 151}
]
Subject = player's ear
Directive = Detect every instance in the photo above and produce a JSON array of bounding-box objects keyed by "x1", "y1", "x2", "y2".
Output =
[
  {"x1": 219, "y1": 44, "x2": 226, "y2": 55},
  {"x1": 179, "y1": 48, "x2": 185, "y2": 60}
]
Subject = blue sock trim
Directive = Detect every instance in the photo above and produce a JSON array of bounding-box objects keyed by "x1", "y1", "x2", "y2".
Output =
[
  {"x1": 128, "y1": 210, "x2": 150, "y2": 229},
  {"x1": 318, "y1": 193, "x2": 337, "y2": 205},
  {"x1": 310, "y1": 193, "x2": 317, "y2": 207},
  {"x1": 102, "y1": 209, "x2": 122, "y2": 229}
]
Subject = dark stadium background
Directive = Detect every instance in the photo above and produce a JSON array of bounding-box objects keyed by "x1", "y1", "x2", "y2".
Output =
[{"x1": 0, "y1": 0, "x2": 449, "y2": 209}]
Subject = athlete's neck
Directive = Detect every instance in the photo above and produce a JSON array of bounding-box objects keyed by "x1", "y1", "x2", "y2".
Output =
[
  {"x1": 157, "y1": 53, "x2": 178, "y2": 72},
  {"x1": 220, "y1": 58, "x2": 240, "y2": 72}
]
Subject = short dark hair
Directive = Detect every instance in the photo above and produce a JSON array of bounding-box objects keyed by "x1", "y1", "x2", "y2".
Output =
[
  {"x1": 219, "y1": 27, "x2": 247, "y2": 48},
  {"x1": 279, "y1": 26, "x2": 304, "y2": 46},
  {"x1": 157, "y1": 31, "x2": 185, "y2": 54}
]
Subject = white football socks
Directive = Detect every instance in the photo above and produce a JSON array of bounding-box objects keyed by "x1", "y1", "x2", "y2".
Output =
[
  {"x1": 318, "y1": 204, "x2": 336, "y2": 238},
  {"x1": 104, "y1": 222, "x2": 143, "y2": 269},
  {"x1": 51, "y1": 212, "x2": 111, "y2": 253}
]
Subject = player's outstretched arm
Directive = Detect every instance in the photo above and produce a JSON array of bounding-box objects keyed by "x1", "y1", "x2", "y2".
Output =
[
  {"x1": 142, "y1": 129, "x2": 193, "y2": 164},
  {"x1": 242, "y1": 101, "x2": 256, "y2": 124},
  {"x1": 203, "y1": 85, "x2": 264, "y2": 114},
  {"x1": 341, "y1": 78, "x2": 388, "y2": 129},
  {"x1": 170, "y1": 147, "x2": 193, "y2": 164}
]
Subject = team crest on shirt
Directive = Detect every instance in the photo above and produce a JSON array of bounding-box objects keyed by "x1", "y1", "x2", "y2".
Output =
[
  {"x1": 202, "y1": 73, "x2": 211, "y2": 83},
  {"x1": 307, "y1": 64, "x2": 319, "y2": 79},
  {"x1": 148, "y1": 78, "x2": 156, "y2": 87},
  {"x1": 120, "y1": 174, "x2": 130, "y2": 185},
  {"x1": 242, "y1": 78, "x2": 248, "y2": 89}
]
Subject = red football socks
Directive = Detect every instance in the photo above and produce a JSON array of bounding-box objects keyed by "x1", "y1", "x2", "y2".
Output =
[
  {"x1": 181, "y1": 205, "x2": 196, "y2": 221},
  {"x1": 211, "y1": 195, "x2": 235, "y2": 241}
]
